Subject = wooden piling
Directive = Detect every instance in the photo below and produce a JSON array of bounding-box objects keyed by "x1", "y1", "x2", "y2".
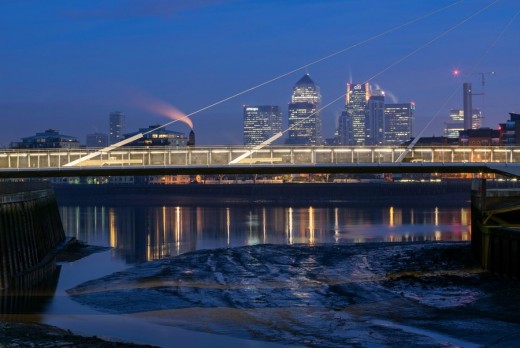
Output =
[{"x1": 471, "y1": 179, "x2": 520, "y2": 279}]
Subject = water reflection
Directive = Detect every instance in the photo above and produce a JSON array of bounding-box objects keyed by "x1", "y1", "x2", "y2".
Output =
[
  {"x1": 59, "y1": 205, "x2": 471, "y2": 263},
  {"x1": 0, "y1": 266, "x2": 61, "y2": 320}
]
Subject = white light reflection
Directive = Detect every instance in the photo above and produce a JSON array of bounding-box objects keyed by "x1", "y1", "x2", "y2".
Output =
[
  {"x1": 162, "y1": 206, "x2": 167, "y2": 258},
  {"x1": 435, "y1": 207, "x2": 439, "y2": 226},
  {"x1": 176, "y1": 206, "x2": 181, "y2": 255},
  {"x1": 75, "y1": 206, "x2": 80, "y2": 238},
  {"x1": 226, "y1": 207, "x2": 230, "y2": 246},
  {"x1": 334, "y1": 207, "x2": 340, "y2": 243},
  {"x1": 94, "y1": 206, "x2": 97, "y2": 234},
  {"x1": 262, "y1": 207, "x2": 266, "y2": 244},
  {"x1": 288, "y1": 207, "x2": 293, "y2": 245},
  {"x1": 308, "y1": 206, "x2": 315, "y2": 245},
  {"x1": 248, "y1": 211, "x2": 253, "y2": 239}
]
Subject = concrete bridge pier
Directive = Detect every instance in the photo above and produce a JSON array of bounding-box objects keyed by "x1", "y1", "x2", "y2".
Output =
[{"x1": 471, "y1": 178, "x2": 520, "y2": 278}]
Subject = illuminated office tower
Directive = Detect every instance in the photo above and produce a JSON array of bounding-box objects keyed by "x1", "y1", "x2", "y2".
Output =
[
  {"x1": 338, "y1": 83, "x2": 370, "y2": 145},
  {"x1": 109, "y1": 111, "x2": 125, "y2": 145},
  {"x1": 243, "y1": 105, "x2": 282, "y2": 146},
  {"x1": 286, "y1": 74, "x2": 322, "y2": 145},
  {"x1": 366, "y1": 92, "x2": 385, "y2": 145},
  {"x1": 384, "y1": 103, "x2": 415, "y2": 145},
  {"x1": 444, "y1": 108, "x2": 481, "y2": 138}
]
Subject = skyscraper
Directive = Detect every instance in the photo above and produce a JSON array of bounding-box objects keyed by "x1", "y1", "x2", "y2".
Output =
[
  {"x1": 286, "y1": 74, "x2": 322, "y2": 145},
  {"x1": 243, "y1": 105, "x2": 282, "y2": 146},
  {"x1": 463, "y1": 83, "x2": 472, "y2": 130},
  {"x1": 109, "y1": 111, "x2": 125, "y2": 145},
  {"x1": 384, "y1": 103, "x2": 415, "y2": 145},
  {"x1": 338, "y1": 83, "x2": 370, "y2": 145},
  {"x1": 366, "y1": 92, "x2": 385, "y2": 145}
]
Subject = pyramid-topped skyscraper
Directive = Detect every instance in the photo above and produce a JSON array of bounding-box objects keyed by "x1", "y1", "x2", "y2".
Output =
[{"x1": 286, "y1": 74, "x2": 322, "y2": 145}]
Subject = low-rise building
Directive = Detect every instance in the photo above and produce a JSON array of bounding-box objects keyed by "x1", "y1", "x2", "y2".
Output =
[
  {"x1": 459, "y1": 128, "x2": 501, "y2": 146},
  {"x1": 86, "y1": 133, "x2": 109, "y2": 147},
  {"x1": 10, "y1": 129, "x2": 80, "y2": 149},
  {"x1": 123, "y1": 125, "x2": 187, "y2": 147},
  {"x1": 501, "y1": 113, "x2": 520, "y2": 145}
]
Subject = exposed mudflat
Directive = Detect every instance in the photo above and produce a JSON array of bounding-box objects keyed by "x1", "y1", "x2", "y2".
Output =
[{"x1": 67, "y1": 242, "x2": 520, "y2": 347}]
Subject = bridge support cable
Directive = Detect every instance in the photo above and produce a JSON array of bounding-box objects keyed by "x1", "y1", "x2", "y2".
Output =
[
  {"x1": 230, "y1": 0, "x2": 498, "y2": 164},
  {"x1": 396, "y1": 4, "x2": 520, "y2": 163},
  {"x1": 229, "y1": 132, "x2": 284, "y2": 164},
  {"x1": 63, "y1": 133, "x2": 144, "y2": 167},
  {"x1": 64, "y1": 2, "x2": 462, "y2": 168}
]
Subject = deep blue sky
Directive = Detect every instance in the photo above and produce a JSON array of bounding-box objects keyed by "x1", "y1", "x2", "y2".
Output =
[{"x1": 1, "y1": 0, "x2": 519, "y2": 146}]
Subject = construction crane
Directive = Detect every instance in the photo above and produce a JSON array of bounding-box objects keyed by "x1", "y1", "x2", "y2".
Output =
[
  {"x1": 478, "y1": 71, "x2": 495, "y2": 87},
  {"x1": 476, "y1": 71, "x2": 495, "y2": 127}
]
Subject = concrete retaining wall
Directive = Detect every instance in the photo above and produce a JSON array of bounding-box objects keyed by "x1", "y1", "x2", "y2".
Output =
[{"x1": 0, "y1": 182, "x2": 65, "y2": 289}]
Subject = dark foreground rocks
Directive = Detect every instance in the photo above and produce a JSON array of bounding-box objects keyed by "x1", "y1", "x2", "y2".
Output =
[{"x1": 0, "y1": 321, "x2": 157, "y2": 347}]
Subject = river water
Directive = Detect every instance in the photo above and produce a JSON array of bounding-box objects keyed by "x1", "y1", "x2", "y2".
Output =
[
  {"x1": 5, "y1": 195, "x2": 474, "y2": 346},
  {"x1": 59, "y1": 203, "x2": 471, "y2": 263}
]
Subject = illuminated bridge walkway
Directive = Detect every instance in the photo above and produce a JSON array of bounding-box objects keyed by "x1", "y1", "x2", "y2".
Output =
[{"x1": 1, "y1": 145, "x2": 520, "y2": 178}]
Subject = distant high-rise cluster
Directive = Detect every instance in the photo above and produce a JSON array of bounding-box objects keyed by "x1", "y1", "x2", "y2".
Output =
[
  {"x1": 243, "y1": 106, "x2": 282, "y2": 146},
  {"x1": 286, "y1": 74, "x2": 322, "y2": 145},
  {"x1": 240, "y1": 75, "x2": 416, "y2": 146},
  {"x1": 337, "y1": 83, "x2": 414, "y2": 146},
  {"x1": 444, "y1": 83, "x2": 482, "y2": 138},
  {"x1": 444, "y1": 109, "x2": 481, "y2": 138}
]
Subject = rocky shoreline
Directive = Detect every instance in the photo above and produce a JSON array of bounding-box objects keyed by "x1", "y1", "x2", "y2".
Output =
[{"x1": 0, "y1": 321, "x2": 157, "y2": 347}]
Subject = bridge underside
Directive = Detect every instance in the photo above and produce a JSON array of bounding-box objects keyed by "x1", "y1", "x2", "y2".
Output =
[{"x1": 0, "y1": 163, "x2": 517, "y2": 179}]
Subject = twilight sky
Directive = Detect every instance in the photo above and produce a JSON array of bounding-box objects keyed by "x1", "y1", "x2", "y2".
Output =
[{"x1": 1, "y1": 0, "x2": 519, "y2": 146}]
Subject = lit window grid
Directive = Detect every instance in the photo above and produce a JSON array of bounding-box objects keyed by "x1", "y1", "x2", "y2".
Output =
[
  {"x1": 243, "y1": 106, "x2": 282, "y2": 146},
  {"x1": 385, "y1": 104, "x2": 414, "y2": 145}
]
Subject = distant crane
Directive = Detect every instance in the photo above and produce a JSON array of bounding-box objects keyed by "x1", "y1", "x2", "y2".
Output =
[
  {"x1": 476, "y1": 71, "x2": 495, "y2": 127},
  {"x1": 478, "y1": 71, "x2": 495, "y2": 87}
]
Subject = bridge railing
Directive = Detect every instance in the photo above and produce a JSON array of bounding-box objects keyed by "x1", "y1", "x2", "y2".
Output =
[{"x1": 1, "y1": 145, "x2": 520, "y2": 169}]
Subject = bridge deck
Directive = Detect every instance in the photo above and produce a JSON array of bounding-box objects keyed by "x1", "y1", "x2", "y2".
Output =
[{"x1": 1, "y1": 146, "x2": 520, "y2": 178}]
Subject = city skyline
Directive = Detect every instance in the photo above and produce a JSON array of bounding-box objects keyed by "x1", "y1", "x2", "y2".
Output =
[{"x1": 1, "y1": 0, "x2": 519, "y2": 146}]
